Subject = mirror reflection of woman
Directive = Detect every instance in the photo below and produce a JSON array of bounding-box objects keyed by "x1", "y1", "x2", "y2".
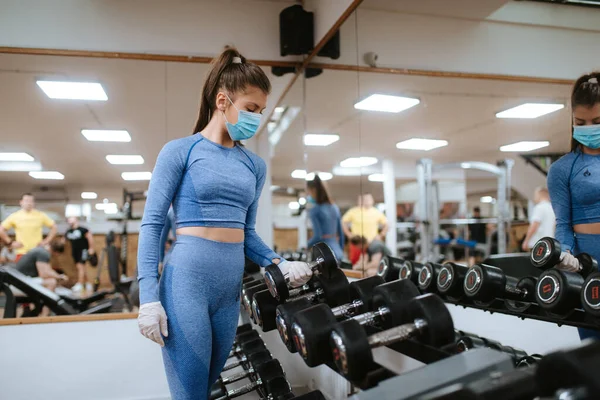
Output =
[
  {"x1": 306, "y1": 175, "x2": 344, "y2": 262},
  {"x1": 136, "y1": 48, "x2": 313, "y2": 400},
  {"x1": 547, "y1": 72, "x2": 600, "y2": 341}
]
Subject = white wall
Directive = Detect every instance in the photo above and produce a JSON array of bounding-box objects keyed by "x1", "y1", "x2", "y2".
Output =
[{"x1": 397, "y1": 180, "x2": 466, "y2": 203}]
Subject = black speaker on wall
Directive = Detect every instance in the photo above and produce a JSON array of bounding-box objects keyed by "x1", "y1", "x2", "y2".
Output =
[
  {"x1": 280, "y1": 5, "x2": 314, "y2": 56},
  {"x1": 317, "y1": 30, "x2": 341, "y2": 60},
  {"x1": 271, "y1": 66, "x2": 297, "y2": 77}
]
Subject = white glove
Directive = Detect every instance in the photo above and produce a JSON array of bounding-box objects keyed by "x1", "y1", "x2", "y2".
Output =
[
  {"x1": 279, "y1": 260, "x2": 313, "y2": 287},
  {"x1": 557, "y1": 252, "x2": 580, "y2": 273},
  {"x1": 138, "y1": 302, "x2": 168, "y2": 347}
]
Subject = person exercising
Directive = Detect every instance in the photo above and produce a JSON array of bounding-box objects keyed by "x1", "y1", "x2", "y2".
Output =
[
  {"x1": 547, "y1": 72, "x2": 600, "y2": 341},
  {"x1": 306, "y1": 175, "x2": 344, "y2": 261},
  {"x1": 521, "y1": 187, "x2": 555, "y2": 252},
  {"x1": 136, "y1": 48, "x2": 313, "y2": 400},
  {"x1": 64, "y1": 217, "x2": 95, "y2": 293}
]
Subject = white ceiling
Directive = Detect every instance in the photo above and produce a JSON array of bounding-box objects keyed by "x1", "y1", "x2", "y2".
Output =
[{"x1": 361, "y1": 0, "x2": 511, "y2": 19}]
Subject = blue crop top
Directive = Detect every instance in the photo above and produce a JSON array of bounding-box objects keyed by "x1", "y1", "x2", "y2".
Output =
[
  {"x1": 307, "y1": 204, "x2": 344, "y2": 249},
  {"x1": 547, "y1": 150, "x2": 600, "y2": 252},
  {"x1": 137, "y1": 135, "x2": 280, "y2": 304}
]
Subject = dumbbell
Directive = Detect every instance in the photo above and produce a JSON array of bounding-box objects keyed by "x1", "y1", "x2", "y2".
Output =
[
  {"x1": 243, "y1": 276, "x2": 255, "y2": 285},
  {"x1": 242, "y1": 282, "x2": 268, "y2": 318},
  {"x1": 229, "y1": 330, "x2": 260, "y2": 353},
  {"x1": 222, "y1": 348, "x2": 272, "y2": 373},
  {"x1": 396, "y1": 260, "x2": 426, "y2": 286},
  {"x1": 330, "y1": 293, "x2": 455, "y2": 381},
  {"x1": 516, "y1": 354, "x2": 543, "y2": 368},
  {"x1": 531, "y1": 237, "x2": 596, "y2": 276},
  {"x1": 275, "y1": 275, "x2": 385, "y2": 353},
  {"x1": 581, "y1": 271, "x2": 600, "y2": 317},
  {"x1": 417, "y1": 262, "x2": 445, "y2": 293},
  {"x1": 264, "y1": 242, "x2": 339, "y2": 302},
  {"x1": 292, "y1": 279, "x2": 421, "y2": 367},
  {"x1": 456, "y1": 335, "x2": 528, "y2": 364},
  {"x1": 210, "y1": 372, "x2": 291, "y2": 400},
  {"x1": 212, "y1": 358, "x2": 284, "y2": 399},
  {"x1": 535, "y1": 253, "x2": 597, "y2": 315},
  {"x1": 377, "y1": 255, "x2": 405, "y2": 282},
  {"x1": 252, "y1": 268, "x2": 350, "y2": 332},
  {"x1": 227, "y1": 337, "x2": 265, "y2": 361},
  {"x1": 435, "y1": 262, "x2": 470, "y2": 300},
  {"x1": 463, "y1": 264, "x2": 537, "y2": 305},
  {"x1": 235, "y1": 324, "x2": 252, "y2": 335}
]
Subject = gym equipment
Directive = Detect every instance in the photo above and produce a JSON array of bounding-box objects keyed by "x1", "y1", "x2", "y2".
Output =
[
  {"x1": 222, "y1": 349, "x2": 271, "y2": 373},
  {"x1": 236, "y1": 324, "x2": 252, "y2": 335},
  {"x1": 212, "y1": 358, "x2": 284, "y2": 399},
  {"x1": 242, "y1": 276, "x2": 255, "y2": 285},
  {"x1": 210, "y1": 373, "x2": 291, "y2": 400},
  {"x1": 264, "y1": 242, "x2": 338, "y2": 302},
  {"x1": 417, "y1": 262, "x2": 444, "y2": 293},
  {"x1": 252, "y1": 268, "x2": 350, "y2": 332},
  {"x1": 227, "y1": 338, "x2": 266, "y2": 363},
  {"x1": 515, "y1": 354, "x2": 543, "y2": 368},
  {"x1": 377, "y1": 256, "x2": 404, "y2": 282},
  {"x1": 395, "y1": 260, "x2": 425, "y2": 286},
  {"x1": 456, "y1": 335, "x2": 528, "y2": 364},
  {"x1": 535, "y1": 253, "x2": 597, "y2": 315},
  {"x1": 463, "y1": 264, "x2": 537, "y2": 305},
  {"x1": 581, "y1": 271, "x2": 600, "y2": 317},
  {"x1": 435, "y1": 262, "x2": 469, "y2": 300},
  {"x1": 330, "y1": 293, "x2": 455, "y2": 381},
  {"x1": 292, "y1": 279, "x2": 421, "y2": 367},
  {"x1": 242, "y1": 282, "x2": 268, "y2": 318},
  {"x1": 275, "y1": 275, "x2": 384, "y2": 353},
  {"x1": 229, "y1": 330, "x2": 260, "y2": 353},
  {"x1": 531, "y1": 237, "x2": 596, "y2": 275}
]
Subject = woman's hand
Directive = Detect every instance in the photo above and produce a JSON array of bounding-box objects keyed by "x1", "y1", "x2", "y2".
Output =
[
  {"x1": 138, "y1": 302, "x2": 169, "y2": 347},
  {"x1": 557, "y1": 252, "x2": 581, "y2": 272},
  {"x1": 278, "y1": 260, "x2": 312, "y2": 287}
]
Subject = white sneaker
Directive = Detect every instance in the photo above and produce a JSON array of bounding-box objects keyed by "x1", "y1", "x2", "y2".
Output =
[
  {"x1": 85, "y1": 283, "x2": 94, "y2": 293},
  {"x1": 72, "y1": 283, "x2": 83, "y2": 293}
]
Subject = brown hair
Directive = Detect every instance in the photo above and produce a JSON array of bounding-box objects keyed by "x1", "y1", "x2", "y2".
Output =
[
  {"x1": 306, "y1": 175, "x2": 333, "y2": 205},
  {"x1": 570, "y1": 72, "x2": 600, "y2": 151},
  {"x1": 192, "y1": 47, "x2": 271, "y2": 135}
]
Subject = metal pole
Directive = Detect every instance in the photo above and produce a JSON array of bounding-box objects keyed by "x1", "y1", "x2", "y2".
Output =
[
  {"x1": 497, "y1": 167, "x2": 507, "y2": 254},
  {"x1": 432, "y1": 181, "x2": 440, "y2": 260},
  {"x1": 382, "y1": 160, "x2": 398, "y2": 256},
  {"x1": 504, "y1": 159, "x2": 514, "y2": 252},
  {"x1": 417, "y1": 159, "x2": 433, "y2": 262}
]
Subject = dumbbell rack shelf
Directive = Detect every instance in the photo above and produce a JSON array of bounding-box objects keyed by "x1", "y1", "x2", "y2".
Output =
[{"x1": 445, "y1": 298, "x2": 600, "y2": 330}]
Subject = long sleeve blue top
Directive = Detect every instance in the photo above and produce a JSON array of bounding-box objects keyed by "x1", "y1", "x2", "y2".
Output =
[
  {"x1": 307, "y1": 203, "x2": 344, "y2": 250},
  {"x1": 158, "y1": 207, "x2": 176, "y2": 263},
  {"x1": 137, "y1": 135, "x2": 280, "y2": 304},
  {"x1": 547, "y1": 150, "x2": 600, "y2": 252}
]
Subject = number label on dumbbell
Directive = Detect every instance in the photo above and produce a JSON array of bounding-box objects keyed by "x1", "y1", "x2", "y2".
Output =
[
  {"x1": 464, "y1": 268, "x2": 482, "y2": 294},
  {"x1": 418, "y1": 267, "x2": 431, "y2": 287},
  {"x1": 536, "y1": 275, "x2": 560, "y2": 304},
  {"x1": 275, "y1": 312, "x2": 289, "y2": 345},
  {"x1": 399, "y1": 263, "x2": 410, "y2": 280},
  {"x1": 583, "y1": 278, "x2": 600, "y2": 310},
  {"x1": 377, "y1": 259, "x2": 388, "y2": 277},
  {"x1": 330, "y1": 332, "x2": 349, "y2": 374},
  {"x1": 292, "y1": 323, "x2": 308, "y2": 359},
  {"x1": 437, "y1": 267, "x2": 451, "y2": 290}
]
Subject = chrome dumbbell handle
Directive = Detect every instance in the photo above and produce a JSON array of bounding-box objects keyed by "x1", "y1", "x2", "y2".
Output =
[
  {"x1": 220, "y1": 367, "x2": 254, "y2": 385},
  {"x1": 352, "y1": 306, "x2": 390, "y2": 327},
  {"x1": 367, "y1": 318, "x2": 426, "y2": 348},
  {"x1": 216, "y1": 379, "x2": 261, "y2": 400},
  {"x1": 332, "y1": 299, "x2": 364, "y2": 319},
  {"x1": 281, "y1": 256, "x2": 325, "y2": 282}
]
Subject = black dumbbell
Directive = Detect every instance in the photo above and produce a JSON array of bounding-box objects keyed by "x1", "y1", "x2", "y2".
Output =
[
  {"x1": 243, "y1": 276, "x2": 255, "y2": 285},
  {"x1": 531, "y1": 237, "x2": 596, "y2": 276},
  {"x1": 535, "y1": 253, "x2": 597, "y2": 315},
  {"x1": 252, "y1": 268, "x2": 350, "y2": 332},
  {"x1": 377, "y1": 255, "x2": 404, "y2": 282},
  {"x1": 463, "y1": 264, "x2": 536, "y2": 305},
  {"x1": 330, "y1": 293, "x2": 455, "y2": 381},
  {"x1": 417, "y1": 262, "x2": 445, "y2": 293},
  {"x1": 210, "y1": 372, "x2": 291, "y2": 400},
  {"x1": 286, "y1": 391, "x2": 326, "y2": 400},
  {"x1": 264, "y1": 242, "x2": 339, "y2": 302},
  {"x1": 515, "y1": 354, "x2": 543, "y2": 368},
  {"x1": 243, "y1": 282, "x2": 268, "y2": 317},
  {"x1": 292, "y1": 279, "x2": 421, "y2": 367},
  {"x1": 227, "y1": 337, "x2": 265, "y2": 361},
  {"x1": 581, "y1": 271, "x2": 600, "y2": 317},
  {"x1": 275, "y1": 276, "x2": 385, "y2": 353},
  {"x1": 228, "y1": 330, "x2": 260, "y2": 357},
  {"x1": 396, "y1": 260, "x2": 426, "y2": 286},
  {"x1": 212, "y1": 358, "x2": 284, "y2": 398},
  {"x1": 235, "y1": 324, "x2": 252, "y2": 335},
  {"x1": 222, "y1": 349, "x2": 272, "y2": 373},
  {"x1": 456, "y1": 335, "x2": 528, "y2": 364},
  {"x1": 435, "y1": 262, "x2": 470, "y2": 300}
]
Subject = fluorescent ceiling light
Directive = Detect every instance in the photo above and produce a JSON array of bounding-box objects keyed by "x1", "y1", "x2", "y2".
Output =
[
  {"x1": 121, "y1": 172, "x2": 152, "y2": 181},
  {"x1": 0, "y1": 161, "x2": 42, "y2": 172},
  {"x1": 304, "y1": 134, "x2": 340, "y2": 147},
  {"x1": 298, "y1": 197, "x2": 307, "y2": 205},
  {"x1": 106, "y1": 155, "x2": 144, "y2": 165},
  {"x1": 275, "y1": 106, "x2": 286, "y2": 113},
  {"x1": 267, "y1": 122, "x2": 277, "y2": 132},
  {"x1": 291, "y1": 169, "x2": 307, "y2": 179},
  {"x1": 288, "y1": 201, "x2": 300, "y2": 210},
  {"x1": 0, "y1": 152, "x2": 34, "y2": 162},
  {"x1": 354, "y1": 94, "x2": 420, "y2": 113},
  {"x1": 29, "y1": 171, "x2": 64, "y2": 180},
  {"x1": 368, "y1": 173, "x2": 385, "y2": 182},
  {"x1": 95, "y1": 202, "x2": 117, "y2": 211},
  {"x1": 396, "y1": 138, "x2": 448, "y2": 151},
  {"x1": 500, "y1": 141, "x2": 550, "y2": 152},
  {"x1": 460, "y1": 163, "x2": 472, "y2": 169},
  {"x1": 81, "y1": 192, "x2": 98, "y2": 199},
  {"x1": 104, "y1": 207, "x2": 119, "y2": 215},
  {"x1": 480, "y1": 196, "x2": 495, "y2": 204},
  {"x1": 305, "y1": 172, "x2": 333, "y2": 181},
  {"x1": 340, "y1": 157, "x2": 378, "y2": 168},
  {"x1": 496, "y1": 103, "x2": 564, "y2": 119},
  {"x1": 81, "y1": 129, "x2": 131, "y2": 142},
  {"x1": 36, "y1": 81, "x2": 108, "y2": 101}
]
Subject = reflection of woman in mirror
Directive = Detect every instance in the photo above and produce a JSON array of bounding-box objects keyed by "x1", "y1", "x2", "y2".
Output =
[
  {"x1": 306, "y1": 175, "x2": 344, "y2": 261},
  {"x1": 136, "y1": 47, "x2": 313, "y2": 399},
  {"x1": 547, "y1": 72, "x2": 600, "y2": 341}
]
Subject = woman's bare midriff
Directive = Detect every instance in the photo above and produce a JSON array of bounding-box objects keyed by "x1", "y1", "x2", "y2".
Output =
[
  {"x1": 176, "y1": 227, "x2": 244, "y2": 243},
  {"x1": 574, "y1": 223, "x2": 600, "y2": 235}
]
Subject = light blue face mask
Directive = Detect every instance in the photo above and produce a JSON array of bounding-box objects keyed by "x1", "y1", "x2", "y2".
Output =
[
  {"x1": 307, "y1": 195, "x2": 316, "y2": 204},
  {"x1": 223, "y1": 94, "x2": 262, "y2": 141},
  {"x1": 573, "y1": 124, "x2": 600, "y2": 149}
]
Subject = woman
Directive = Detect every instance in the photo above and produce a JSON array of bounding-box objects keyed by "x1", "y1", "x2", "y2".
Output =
[
  {"x1": 548, "y1": 72, "x2": 600, "y2": 341},
  {"x1": 136, "y1": 48, "x2": 312, "y2": 400},
  {"x1": 306, "y1": 175, "x2": 344, "y2": 261}
]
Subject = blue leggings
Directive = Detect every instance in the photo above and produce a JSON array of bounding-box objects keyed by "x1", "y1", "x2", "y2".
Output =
[
  {"x1": 573, "y1": 233, "x2": 600, "y2": 341},
  {"x1": 159, "y1": 235, "x2": 245, "y2": 400}
]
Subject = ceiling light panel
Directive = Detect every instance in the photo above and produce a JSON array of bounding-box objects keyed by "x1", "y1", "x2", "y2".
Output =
[
  {"x1": 396, "y1": 138, "x2": 448, "y2": 151},
  {"x1": 29, "y1": 171, "x2": 64, "y2": 180},
  {"x1": 354, "y1": 94, "x2": 420, "y2": 113},
  {"x1": 340, "y1": 157, "x2": 378, "y2": 168},
  {"x1": 81, "y1": 130, "x2": 131, "y2": 142},
  {"x1": 106, "y1": 155, "x2": 144, "y2": 165},
  {"x1": 121, "y1": 172, "x2": 152, "y2": 181},
  {"x1": 500, "y1": 141, "x2": 550, "y2": 152},
  {"x1": 36, "y1": 81, "x2": 108, "y2": 101},
  {"x1": 304, "y1": 134, "x2": 340, "y2": 147},
  {"x1": 496, "y1": 103, "x2": 564, "y2": 119},
  {"x1": 0, "y1": 152, "x2": 34, "y2": 162}
]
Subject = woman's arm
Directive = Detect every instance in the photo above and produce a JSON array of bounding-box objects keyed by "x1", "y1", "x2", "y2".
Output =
[
  {"x1": 548, "y1": 161, "x2": 575, "y2": 252},
  {"x1": 158, "y1": 208, "x2": 173, "y2": 263},
  {"x1": 244, "y1": 159, "x2": 281, "y2": 267},
  {"x1": 138, "y1": 141, "x2": 187, "y2": 304},
  {"x1": 307, "y1": 207, "x2": 323, "y2": 248},
  {"x1": 336, "y1": 206, "x2": 345, "y2": 250}
]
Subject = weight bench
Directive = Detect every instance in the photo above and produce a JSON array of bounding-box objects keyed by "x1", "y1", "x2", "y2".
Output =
[{"x1": 0, "y1": 267, "x2": 113, "y2": 318}]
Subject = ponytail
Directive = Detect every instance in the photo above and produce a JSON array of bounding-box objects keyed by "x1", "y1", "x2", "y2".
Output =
[{"x1": 193, "y1": 47, "x2": 271, "y2": 135}]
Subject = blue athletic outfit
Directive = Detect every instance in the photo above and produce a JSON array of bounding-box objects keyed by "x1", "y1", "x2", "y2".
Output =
[
  {"x1": 307, "y1": 203, "x2": 344, "y2": 261},
  {"x1": 548, "y1": 150, "x2": 600, "y2": 341},
  {"x1": 159, "y1": 207, "x2": 177, "y2": 265},
  {"x1": 137, "y1": 134, "x2": 280, "y2": 399}
]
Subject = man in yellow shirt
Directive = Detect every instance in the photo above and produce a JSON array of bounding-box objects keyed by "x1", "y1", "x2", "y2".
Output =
[
  {"x1": 342, "y1": 193, "x2": 389, "y2": 264},
  {"x1": 0, "y1": 193, "x2": 57, "y2": 260}
]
